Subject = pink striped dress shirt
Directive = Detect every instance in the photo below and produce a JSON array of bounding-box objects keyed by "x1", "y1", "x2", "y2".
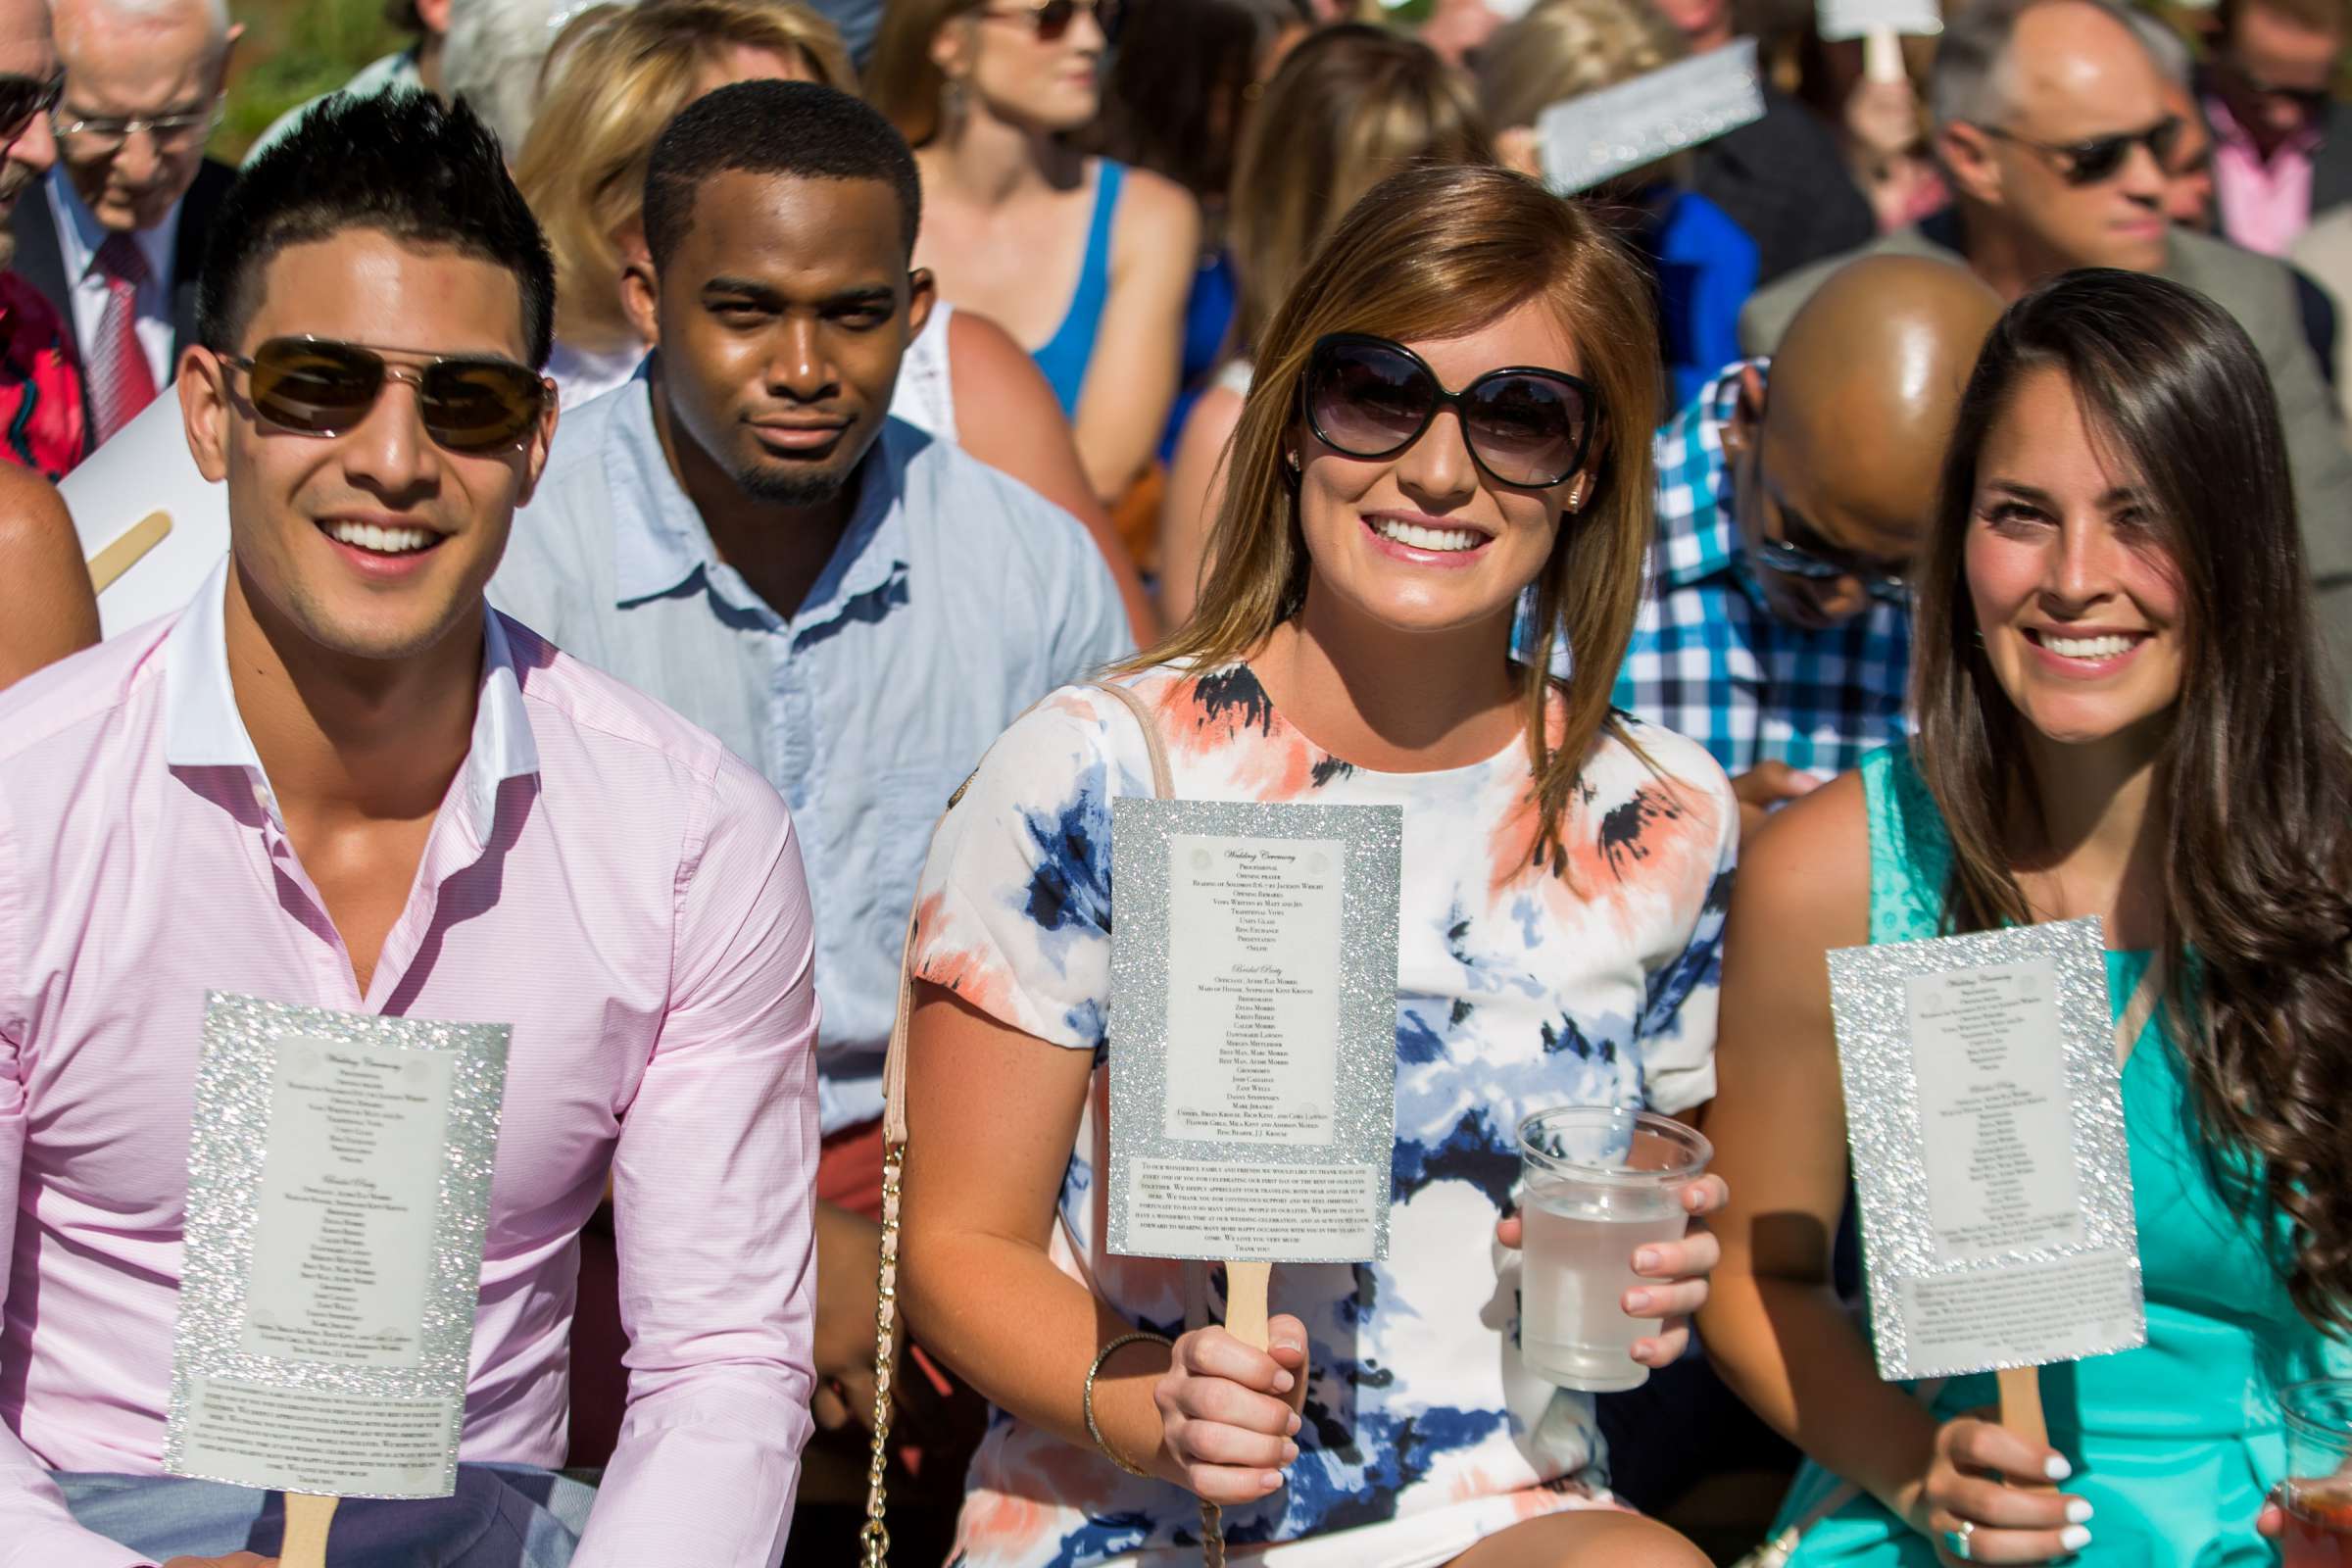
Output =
[{"x1": 0, "y1": 563, "x2": 822, "y2": 1568}]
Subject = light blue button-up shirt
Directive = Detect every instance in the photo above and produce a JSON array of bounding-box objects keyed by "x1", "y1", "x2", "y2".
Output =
[{"x1": 491, "y1": 378, "x2": 1133, "y2": 1132}]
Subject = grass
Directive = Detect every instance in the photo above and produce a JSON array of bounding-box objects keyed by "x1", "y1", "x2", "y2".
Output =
[{"x1": 220, "y1": 0, "x2": 406, "y2": 163}]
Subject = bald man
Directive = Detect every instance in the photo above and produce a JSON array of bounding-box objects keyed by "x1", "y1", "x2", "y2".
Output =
[
  {"x1": 1740, "y1": 0, "x2": 2352, "y2": 710},
  {"x1": 13, "y1": 0, "x2": 240, "y2": 449},
  {"x1": 1617, "y1": 255, "x2": 2002, "y2": 837}
]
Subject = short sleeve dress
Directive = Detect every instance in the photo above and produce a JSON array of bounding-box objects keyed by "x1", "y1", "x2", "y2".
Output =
[{"x1": 907, "y1": 662, "x2": 1739, "y2": 1568}]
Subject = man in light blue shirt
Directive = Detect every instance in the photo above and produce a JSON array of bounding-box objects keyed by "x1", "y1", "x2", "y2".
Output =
[{"x1": 490, "y1": 80, "x2": 1130, "y2": 1436}]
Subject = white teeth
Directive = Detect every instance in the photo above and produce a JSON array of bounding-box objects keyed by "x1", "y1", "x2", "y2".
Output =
[
  {"x1": 325, "y1": 520, "x2": 436, "y2": 555},
  {"x1": 1372, "y1": 517, "x2": 1482, "y2": 553},
  {"x1": 2041, "y1": 633, "x2": 2135, "y2": 660}
]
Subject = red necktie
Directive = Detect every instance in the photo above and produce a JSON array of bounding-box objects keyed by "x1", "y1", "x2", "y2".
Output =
[{"x1": 89, "y1": 230, "x2": 157, "y2": 444}]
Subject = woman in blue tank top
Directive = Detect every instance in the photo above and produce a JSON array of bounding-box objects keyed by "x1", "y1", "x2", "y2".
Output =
[
  {"x1": 867, "y1": 0, "x2": 1200, "y2": 507},
  {"x1": 1699, "y1": 269, "x2": 2352, "y2": 1566}
]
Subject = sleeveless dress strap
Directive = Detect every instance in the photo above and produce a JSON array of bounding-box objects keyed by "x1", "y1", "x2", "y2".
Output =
[
  {"x1": 1860, "y1": 745, "x2": 1953, "y2": 946},
  {"x1": 1030, "y1": 161, "x2": 1125, "y2": 417}
]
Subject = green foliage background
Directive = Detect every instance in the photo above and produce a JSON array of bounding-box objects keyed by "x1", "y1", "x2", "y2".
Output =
[{"x1": 220, "y1": 0, "x2": 404, "y2": 163}]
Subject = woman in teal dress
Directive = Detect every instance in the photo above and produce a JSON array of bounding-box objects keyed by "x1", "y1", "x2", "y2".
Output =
[{"x1": 1697, "y1": 267, "x2": 2352, "y2": 1567}]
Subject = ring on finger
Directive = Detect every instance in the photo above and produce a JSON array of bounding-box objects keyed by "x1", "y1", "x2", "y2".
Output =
[{"x1": 1942, "y1": 1520, "x2": 1975, "y2": 1561}]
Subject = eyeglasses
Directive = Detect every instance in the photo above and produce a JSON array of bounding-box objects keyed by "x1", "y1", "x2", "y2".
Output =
[
  {"x1": 1979, "y1": 116, "x2": 2181, "y2": 186},
  {"x1": 979, "y1": 0, "x2": 1118, "y2": 40},
  {"x1": 220, "y1": 337, "x2": 549, "y2": 455},
  {"x1": 1750, "y1": 533, "x2": 1910, "y2": 605},
  {"x1": 53, "y1": 98, "x2": 222, "y2": 155},
  {"x1": 0, "y1": 73, "x2": 62, "y2": 144},
  {"x1": 1300, "y1": 333, "x2": 1598, "y2": 490},
  {"x1": 2222, "y1": 58, "x2": 2334, "y2": 116}
]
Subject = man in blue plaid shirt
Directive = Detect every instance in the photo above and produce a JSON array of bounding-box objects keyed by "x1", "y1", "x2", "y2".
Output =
[{"x1": 1605, "y1": 256, "x2": 2003, "y2": 834}]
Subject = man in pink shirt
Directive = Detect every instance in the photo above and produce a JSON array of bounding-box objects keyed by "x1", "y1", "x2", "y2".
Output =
[
  {"x1": 2202, "y1": 0, "x2": 2352, "y2": 255},
  {"x1": 0, "y1": 88, "x2": 820, "y2": 1568}
]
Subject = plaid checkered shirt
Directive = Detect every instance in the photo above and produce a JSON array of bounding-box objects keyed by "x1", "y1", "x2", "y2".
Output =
[{"x1": 1529, "y1": 362, "x2": 1913, "y2": 781}]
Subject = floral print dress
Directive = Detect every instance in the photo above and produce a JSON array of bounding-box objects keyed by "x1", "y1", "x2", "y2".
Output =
[{"x1": 908, "y1": 662, "x2": 1738, "y2": 1568}]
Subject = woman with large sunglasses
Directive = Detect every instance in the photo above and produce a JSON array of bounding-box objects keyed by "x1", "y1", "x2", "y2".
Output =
[
  {"x1": 897, "y1": 162, "x2": 1736, "y2": 1568},
  {"x1": 1699, "y1": 269, "x2": 2352, "y2": 1566},
  {"x1": 867, "y1": 0, "x2": 1200, "y2": 508}
]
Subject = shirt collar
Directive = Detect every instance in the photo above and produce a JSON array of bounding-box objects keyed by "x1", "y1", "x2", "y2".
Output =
[
  {"x1": 606, "y1": 367, "x2": 910, "y2": 625},
  {"x1": 1653, "y1": 362, "x2": 1753, "y2": 591},
  {"x1": 2204, "y1": 91, "x2": 2323, "y2": 159},
  {"x1": 163, "y1": 557, "x2": 540, "y2": 826},
  {"x1": 49, "y1": 168, "x2": 180, "y2": 291}
]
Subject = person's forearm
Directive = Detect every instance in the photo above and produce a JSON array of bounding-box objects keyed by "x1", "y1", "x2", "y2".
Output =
[
  {"x1": 904, "y1": 1228, "x2": 1179, "y2": 1482},
  {"x1": 1699, "y1": 1272, "x2": 1938, "y2": 1520}
]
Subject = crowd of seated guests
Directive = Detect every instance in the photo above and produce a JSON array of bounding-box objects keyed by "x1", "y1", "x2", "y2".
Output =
[{"x1": 2, "y1": 0, "x2": 2352, "y2": 1564}]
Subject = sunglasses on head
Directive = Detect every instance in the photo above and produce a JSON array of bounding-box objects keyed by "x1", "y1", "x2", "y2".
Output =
[
  {"x1": 0, "y1": 72, "x2": 62, "y2": 144},
  {"x1": 220, "y1": 337, "x2": 548, "y2": 455},
  {"x1": 979, "y1": 0, "x2": 1118, "y2": 39},
  {"x1": 1981, "y1": 115, "x2": 2182, "y2": 186},
  {"x1": 1299, "y1": 333, "x2": 1598, "y2": 490}
]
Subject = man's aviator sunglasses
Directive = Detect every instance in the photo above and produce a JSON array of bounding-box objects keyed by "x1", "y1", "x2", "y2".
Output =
[
  {"x1": 0, "y1": 73, "x2": 62, "y2": 144},
  {"x1": 1300, "y1": 334, "x2": 1598, "y2": 490},
  {"x1": 220, "y1": 338, "x2": 550, "y2": 455},
  {"x1": 1978, "y1": 115, "x2": 2182, "y2": 186}
]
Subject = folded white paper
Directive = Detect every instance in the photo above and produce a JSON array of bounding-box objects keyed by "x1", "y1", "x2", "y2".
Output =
[{"x1": 1536, "y1": 38, "x2": 1765, "y2": 195}]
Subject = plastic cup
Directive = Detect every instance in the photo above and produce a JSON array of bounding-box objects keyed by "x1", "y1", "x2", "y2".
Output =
[
  {"x1": 1515, "y1": 1106, "x2": 1711, "y2": 1393},
  {"x1": 2282, "y1": 1381, "x2": 2352, "y2": 1567}
]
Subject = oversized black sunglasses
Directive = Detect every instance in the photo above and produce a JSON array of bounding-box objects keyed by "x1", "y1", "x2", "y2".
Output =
[
  {"x1": 1980, "y1": 115, "x2": 2182, "y2": 186},
  {"x1": 220, "y1": 337, "x2": 549, "y2": 455},
  {"x1": 1299, "y1": 333, "x2": 1598, "y2": 490},
  {"x1": 0, "y1": 72, "x2": 62, "y2": 144},
  {"x1": 980, "y1": 0, "x2": 1119, "y2": 40}
]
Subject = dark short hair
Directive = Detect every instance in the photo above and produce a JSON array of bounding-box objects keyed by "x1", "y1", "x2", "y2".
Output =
[
  {"x1": 642, "y1": 79, "x2": 923, "y2": 270},
  {"x1": 198, "y1": 92, "x2": 557, "y2": 368}
]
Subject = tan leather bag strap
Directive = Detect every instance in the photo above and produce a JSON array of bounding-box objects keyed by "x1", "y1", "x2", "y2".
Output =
[{"x1": 863, "y1": 680, "x2": 1171, "y2": 1568}]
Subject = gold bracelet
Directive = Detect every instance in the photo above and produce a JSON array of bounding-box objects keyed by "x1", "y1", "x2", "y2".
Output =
[{"x1": 1083, "y1": 1330, "x2": 1172, "y2": 1479}]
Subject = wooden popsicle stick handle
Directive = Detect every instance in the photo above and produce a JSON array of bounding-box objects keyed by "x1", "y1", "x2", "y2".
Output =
[
  {"x1": 280, "y1": 1491, "x2": 339, "y2": 1568},
  {"x1": 1996, "y1": 1365, "x2": 2057, "y2": 1493},
  {"x1": 1224, "y1": 1259, "x2": 1272, "y2": 1350},
  {"x1": 85, "y1": 510, "x2": 171, "y2": 593}
]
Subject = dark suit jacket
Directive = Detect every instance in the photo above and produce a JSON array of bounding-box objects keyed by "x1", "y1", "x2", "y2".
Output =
[{"x1": 9, "y1": 156, "x2": 235, "y2": 381}]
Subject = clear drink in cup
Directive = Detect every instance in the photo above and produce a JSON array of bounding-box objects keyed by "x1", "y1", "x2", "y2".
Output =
[
  {"x1": 1515, "y1": 1106, "x2": 1711, "y2": 1393},
  {"x1": 2282, "y1": 1381, "x2": 2352, "y2": 1567}
]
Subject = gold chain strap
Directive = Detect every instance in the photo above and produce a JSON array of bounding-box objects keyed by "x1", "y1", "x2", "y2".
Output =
[{"x1": 858, "y1": 1140, "x2": 905, "y2": 1568}]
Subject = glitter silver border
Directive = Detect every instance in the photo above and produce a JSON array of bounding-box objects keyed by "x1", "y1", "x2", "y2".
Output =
[
  {"x1": 1106, "y1": 799, "x2": 1402, "y2": 1262},
  {"x1": 1536, "y1": 38, "x2": 1766, "y2": 195},
  {"x1": 164, "y1": 992, "x2": 511, "y2": 1498},
  {"x1": 1827, "y1": 917, "x2": 2144, "y2": 1381}
]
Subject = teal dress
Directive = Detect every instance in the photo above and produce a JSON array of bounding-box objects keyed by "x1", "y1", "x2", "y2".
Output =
[{"x1": 1775, "y1": 748, "x2": 2333, "y2": 1567}]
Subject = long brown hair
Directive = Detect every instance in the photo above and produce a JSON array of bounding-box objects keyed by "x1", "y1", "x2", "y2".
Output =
[
  {"x1": 1129, "y1": 162, "x2": 1662, "y2": 860},
  {"x1": 866, "y1": 0, "x2": 982, "y2": 146},
  {"x1": 1914, "y1": 268, "x2": 2352, "y2": 1332},
  {"x1": 1225, "y1": 25, "x2": 1494, "y2": 364}
]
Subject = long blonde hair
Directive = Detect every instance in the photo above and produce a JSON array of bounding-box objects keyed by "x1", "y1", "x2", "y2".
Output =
[
  {"x1": 1225, "y1": 24, "x2": 1494, "y2": 363},
  {"x1": 514, "y1": 0, "x2": 855, "y2": 357},
  {"x1": 866, "y1": 0, "x2": 983, "y2": 146},
  {"x1": 1135, "y1": 162, "x2": 1662, "y2": 858}
]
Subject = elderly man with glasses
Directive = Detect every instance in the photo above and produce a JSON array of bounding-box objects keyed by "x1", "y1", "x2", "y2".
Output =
[
  {"x1": 1742, "y1": 0, "x2": 2352, "y2": 719},
  {"x1": 12, "y1": 0, "x2": 236, "y2": 455}
]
